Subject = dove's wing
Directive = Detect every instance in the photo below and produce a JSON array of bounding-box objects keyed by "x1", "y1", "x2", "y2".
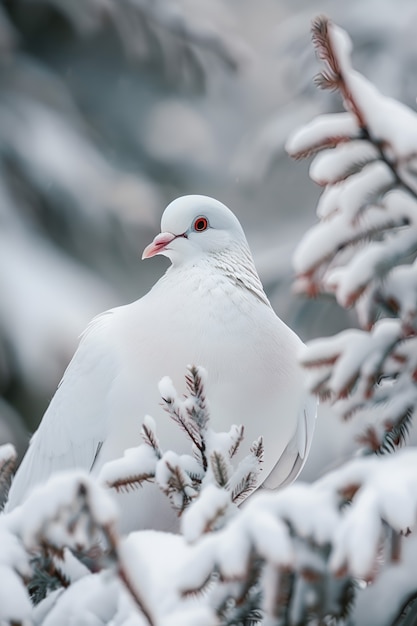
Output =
[
  {"x1": 262, "y1": 393, "x2": 317, "y2": 490},
  {"x1": 6, "y1": 311, "x2": 118, "y2": 509}
]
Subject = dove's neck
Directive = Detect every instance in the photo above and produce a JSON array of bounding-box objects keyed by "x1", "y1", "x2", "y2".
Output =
[
  {"x1": 211, "y1": 243, "x2": 270, "y2": 306},
  {"x1": 167, "y1": 242, "x2": 271, "y2": 307}
]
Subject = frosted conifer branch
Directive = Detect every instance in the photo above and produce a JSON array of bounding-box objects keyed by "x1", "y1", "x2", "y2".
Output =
[
  {"x1": 288, "y1": 17, "x2": 417, "y2": 449},
  {"x1": 357, "y1": 409, "x2": 413, "y2": 455},
  {"x1": 98, "y1": 437, "x2": 159, "y2": 492},
  {"x1": 185, "y1": 365, "x2": 210, "y2": 431},
  {"x1": 215, "y1": 555, "x2": 264, "y2": 625},
  {"x1": 250, "y1": 436, "x2": 264, "y2": 462},
  {"x1": 160, "y1": 367, "x2": 209, "y2": 471},
  {"x1": 157, "y1": 453, "x2": 200, "y2": 514},
  {"x1": 2, "y1": 472, "x2": 157, "y2": 625},
  {"x1": 231, "y1": 476, "x2": 258, "y2": 505},
  {"x1": 141, "y1": 415, "x2": 162, "y2": 458},
  {"x1": 101, "y1": 367, "x2": 262, "y2": 520},
  {"x1": 210, "y1": 451, "x2": 230, "y2": 488},
  {"x1": 8, "y1": 444, "x2": 417, "y2": 625},
  {"x1": 177, "y1": 448, "x2": 417, "y2": 623},
  {"x1": 228, "y1": 424, "x2": 245, "y2": 458},
  {"x1": 290, "y1": 18, "x2": 417, "y2": 300},
  {"x1": 312, "y1": 16, "x2": 367, "y2": 129},
  {"x1": 287, "y1": 113, "x2": 360, "y2": 160},
  {"x1": 229, "y1": 438, "x2": 264, "y2": 504}
]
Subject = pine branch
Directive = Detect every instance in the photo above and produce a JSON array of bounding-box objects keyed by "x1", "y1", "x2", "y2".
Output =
[
  {"x1": 378, "y1": 409, "x2": 413, "y2": 454},
  {"x1": 235, "y1": 555, "x2": 264, "y2": 609},
  {"x1": 185, "y1": 365, "x2": 210, "y2": 431},
  {"x1": 160, "y1": 385, "x2": 208, "y2": 471},
  {"x1": 217, "y1": 556, "x2": 264, "y2": 626},
  {"x1": 164, "y1": 401, "x2": 203, "y2": 451},
  {"x1": 271, "y1": 567, "x2": 295, "y2": 624},
  {"x1": 185, "y1": 365, "x2": 210, "y2": 471},
  {"x1": 337, "y1": 578, "x2": 357, "y2": 622},
  {"x1": 315, "y1": 155, "x2": 380, "y2": 186},
  {"x1": 103, "y1": 521, "x2": 156, "y2": 626},
  {"x1": 250, "y1": 437, "x2": 264, "y2": 463},
  {"x1": 231, "y1": 473, "x2": 259, "y2": 505},
  {"x1": 295, "y1": 216, "x2": 411, "y2": 300},
  {"x1": 210, "y1": 451, "x2": 230, "y2": 488},
  {"x1": 162, "y1": 459, "x2": 198, "y2": 514},
  {"x1": 105, "y1": 471, "x2": 156, "y2": 493},
  {"x1": 356, "y1": 407, "x2": 413, "y2": 455},
  {"x1": 141, "y1": 420, "x2": 162, "y2": 459},
  {"x1": 200, "y1": 502, "x2": 229, "y2": 536},
  {"x1": 290, "y1": 135, "x2": 355, "y2": 160},
  {"x1": 228, "y1": 437, "x2": 264, "y2": 504},
  {"x1": 312, "y1": 16, "x2": 344, "y2": 94},
  {"x1": 312, "y1": 16, "x2": 366, "y2": 128},
  {"x1": 229, "y1": 425, "x2": 245, "y2": 459},
  {"x1": 28, "y1": 553, "x2": 70, "y2": 604},
  {"x1": 311, "y1": 16, "x2": 417, "y2": 203}
]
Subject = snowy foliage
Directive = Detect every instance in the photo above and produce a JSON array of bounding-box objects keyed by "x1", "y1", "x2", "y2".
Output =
[
  {"x1": 285, "y1": 15, "x2": 417, "y2": 624},
  {"x1": 99, "y1": 366, "x2": 264, "y2": 522},
  {"x1": 287, "y1": 16, "x2": 417, "y2": 455},
  {"x1": 2, "y1": 360, "x2": 417, "y2": 624}
]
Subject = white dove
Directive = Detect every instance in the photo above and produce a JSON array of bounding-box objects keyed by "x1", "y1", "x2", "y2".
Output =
[{"x1": 6, "y1": 195, "x2": 316, "y2": 530}]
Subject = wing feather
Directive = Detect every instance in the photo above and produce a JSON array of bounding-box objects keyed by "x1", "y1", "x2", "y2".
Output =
[
  {"x1": 6, "y1": 311, "x2": 117, "y2": 509},
  {"x1": 262, "y1": 394, "x2": 317, "y2": 490}
]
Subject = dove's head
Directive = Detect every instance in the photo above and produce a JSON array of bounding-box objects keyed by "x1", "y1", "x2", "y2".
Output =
[{"x1": 142, "y1": 195, "x2": 248, "y2": 265}]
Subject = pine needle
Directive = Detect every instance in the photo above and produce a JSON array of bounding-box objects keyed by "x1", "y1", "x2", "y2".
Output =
[
  {"x1": 141, "y1": 422, "x2": 162, "y2": 458},
  {"x1": 250, "y1": 437, "x2": 264, "y2": 462},
  {"x1": 229, "y1": 425, "x2": 245, "y2": 459},
  {"x1": 378, "y1": 410, "x2": 413, "y2": 454},
  {"x1": 106, "y1": 472, "x2": 155, "y2": 493},
  {"x1": 231, "y1": 473, "x2": 258, "y2": 504},
  {"x1": 185, "y1": 365, "x2": 210, "y2": 431},
  {"x1": 210, "y1": 451, "x2": 230, "y2": 487}
]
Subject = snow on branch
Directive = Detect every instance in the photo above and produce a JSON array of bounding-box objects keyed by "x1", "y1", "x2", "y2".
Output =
[
  {"x1": 0, "y1": 471, "x2": 160, "y2": 625},
  {"x1": 99, "y1": 366, "x2": 263, "y2": 521},
  {"x1": 0, "y1": 367, "x2": 264, "y2": 625},
  {"x1": 2, "y1": 360, "x2": 417, "y2": 624},
  {"x1": 288, "y1": 16, "x2": 417, "y2": 302},
  {"x1": 178, "y1": 448, "x2": 417, "y2": 624},
  {"x1": 287, "y1": 16, "x2": 417, "y2": 451}
]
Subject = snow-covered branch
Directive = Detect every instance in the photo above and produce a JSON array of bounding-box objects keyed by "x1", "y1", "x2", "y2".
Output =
[
  {"x1": 287, "y1": 16, "x2": 417, "y2": 451},
  {"x1": 178, "y1": 448, "x2": 417, "y2": 624},
  {"x1": 3, "y1": 366, "x2": 417, "y2": 624},
  {"x1": 0, "y1": 471, "x2": 161, "y2": 625},
  {"x1": 288, "y1": 16, "x2": 417, "y2": 304},
  {"x1": 99, "y1": 366, "x2": 263, "y2": 520}
]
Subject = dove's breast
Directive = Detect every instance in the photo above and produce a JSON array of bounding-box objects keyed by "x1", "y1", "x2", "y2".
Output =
[{"x1": 99, "y1": 265, "x2": 306, "y2": 485}]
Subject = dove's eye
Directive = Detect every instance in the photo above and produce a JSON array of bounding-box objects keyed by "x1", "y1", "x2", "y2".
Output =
[{"x1": 193, "y1": 216, "x2": 209, "y2": 232}]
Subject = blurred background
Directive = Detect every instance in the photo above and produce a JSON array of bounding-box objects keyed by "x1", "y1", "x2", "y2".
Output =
[{"x1": 1, "y1": 0, "x2": 417, "y2": 480}]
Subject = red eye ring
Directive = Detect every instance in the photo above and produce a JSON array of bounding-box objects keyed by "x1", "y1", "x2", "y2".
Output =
[{"x1": 193, "y1": 216, "x2": 209, "y2": 232}]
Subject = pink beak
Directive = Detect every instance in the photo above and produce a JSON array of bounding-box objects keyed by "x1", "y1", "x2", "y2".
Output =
[{"x1": 142, "y1": 232, "x2": 176, "y2": 259}]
